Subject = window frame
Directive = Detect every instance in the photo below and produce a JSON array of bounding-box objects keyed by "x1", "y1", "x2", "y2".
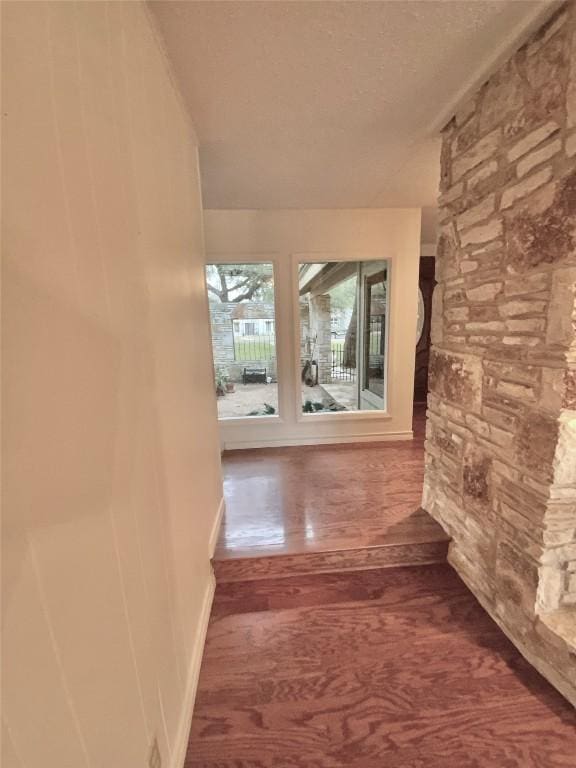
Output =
[
  {"x1": 205, "y1": 257, "x2": 283, "y2": 424},
  {"x1": 292, "y1": 252, "x2": 393, "y2": 423}
]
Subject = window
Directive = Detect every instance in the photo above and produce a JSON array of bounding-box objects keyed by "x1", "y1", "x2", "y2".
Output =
[
  {"x1": 206, "y1": 263, "x2": 278, "y2": 419},
  {"x1": 298, "y1": 260, "x2": 389, "y2": 413}
]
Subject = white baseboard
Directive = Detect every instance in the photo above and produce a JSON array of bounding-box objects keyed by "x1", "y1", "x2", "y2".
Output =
[
  {"x1": 223, "y1": 430, "x2": 413, "y2": 450},
  {"x1": 170, "y1": 570, "x2": 215, "y2": 768},
  {"x1": 209, "y1": 497, "x2": 225, "y2": 557},
  {"x1": 169, "y1": 497, "x2": 223, "y2": 767}
]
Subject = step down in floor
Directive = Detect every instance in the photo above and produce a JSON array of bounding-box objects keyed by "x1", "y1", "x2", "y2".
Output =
[
  {"x1": 211, "y1": 561, "x2": 454, "y2": 617},
  {"x1": 212, "y1": 536, "x2": 449, "y2": 583}
]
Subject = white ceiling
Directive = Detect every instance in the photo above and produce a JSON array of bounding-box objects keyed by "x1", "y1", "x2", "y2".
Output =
[{"x1": 150, "y1": 1, "x2": 557, "y2": 242}]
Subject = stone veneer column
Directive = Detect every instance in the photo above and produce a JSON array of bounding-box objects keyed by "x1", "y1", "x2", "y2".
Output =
[
  {"x1": 209, "y1": 302, "x2": 236, "y2": 371},
  {"x1": 309, "y1": 294, "x2": 332, "y2": 384},
  {"x1": 423, "y1": 4, "x2": 576, "y2": 706}
]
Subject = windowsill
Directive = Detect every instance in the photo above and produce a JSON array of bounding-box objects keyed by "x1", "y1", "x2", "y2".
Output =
[
  {"x1": 218, "y1": 414, "x2": 283, "y2": 426},
  {"x1": 297, "y1": 409, "x2": 393, "y2": 423}
]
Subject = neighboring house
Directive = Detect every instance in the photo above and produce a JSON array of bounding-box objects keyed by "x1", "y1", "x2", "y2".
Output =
[{"x1": 232, "y1": 318, "x2": 275, "y2": 337}]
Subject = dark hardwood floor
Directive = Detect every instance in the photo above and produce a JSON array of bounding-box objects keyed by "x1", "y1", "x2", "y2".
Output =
[
  {"x1": 214, "y1": 406, "x2": 448, "y2": 580},
  {"x1": 187, "y1": 565, "x2": 576, "y2": 767},
  {"x1": 190, "y1": 410, "x2": 575, "y2": 765}
]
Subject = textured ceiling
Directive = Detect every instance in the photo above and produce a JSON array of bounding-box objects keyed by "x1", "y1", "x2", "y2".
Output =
[{"x1": 150, "y1": 0, "x2": 556, "y2": 239}]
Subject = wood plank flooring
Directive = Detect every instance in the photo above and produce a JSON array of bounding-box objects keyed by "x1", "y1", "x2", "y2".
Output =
[
  {"x1": 187, "y1": 565, "x2": 576, "y2": 767},
  {"x1": 214, "y1": 406, "x2": 448, "y2": 579}
]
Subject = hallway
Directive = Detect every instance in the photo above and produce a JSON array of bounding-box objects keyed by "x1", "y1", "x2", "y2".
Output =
[
  {"x1": 187, "y1": 409, "x2": 576, "y2": 765},
  {"x1": 5, "y1": 3, "x2": 576, "y2": 766}
]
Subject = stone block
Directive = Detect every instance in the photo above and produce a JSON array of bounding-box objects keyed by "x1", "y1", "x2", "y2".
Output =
[
  {"x1": 444, "y1": 285, "x2": 466, "y2": 304},
  {"x1": 496, "y1": 380, "x2": 536, "y2": 402},
  {"x1": 498, "y1": 476, "x2": 549, "y2": 523},
  {"x1": 546, "y1": 266, "x2": 576, "y2": 347},
  {"x1": 568, "y1": 22, "x2": 576, "y2": 129},
  {"x1": 509, "y1": 28, "x2": 569, "y2": 137},
  {"x1": 495, "y1": 538, "x2": 539, "y2": 615},
  {"x1": 478, "y1": 61, "x2": 525, "y2": 137},
  {"x1": 445, "y1": 306, "x2": 469, "y2": 323},
  {"x1": 507, "y1": 121, "x2": 560, "y2": 162},
  {"x1": 540, "y1": 367, "x2": 567, "y2": 413},
  {"x1": 436, "y1": 222, "x2": 459, "y2": 279},
  {"x1": 456, "y1": 195, "x2": 496, "y2": 231},
  {"x1": 430, "y1": 285, "x2": 443, "y2": 345},
  {"x1": 462, "y1": 444, "x2": 492, "y2": 504},
  {"x1": 469, "y1": 239, "x2": 503, "y2": 257},
  {"x1": 505, "y1": 170, "x2": 576, "y2": 271},
  {"x1": 537, "y1": 565, "x2": 564, "y2": 612},
  {"x1": 482, "y1": 404, "x2": 518, "y2": 432},
  {"x1": 460, "y1": 260, "x2": 478, "y2": 274},
  {"x1": 502, "y1": 335, "x2": 541, "y2": 347},
  {"x1": 440, "y1": 182, "x2": 464, "y2": 205},
  {"x1": 465, "y1": 320, "x2": 505, "y2": 333},
  {"x1": 516, "y1": 410, "x2": 559, "y2": 481},
  {"x1": 460, "y1": 219, "x2": 503, "y2": 247},
  {"x1": 517, "y1": 139, "x2": 561, "y2": 178},
  {"x1": 500, "y1": 167, "x2": 553, "y2": 209},
  {"x1": 505, "y1": 318, "x2": 546, "y2": 333},
  {"x1": 452, "y1": 128, "x2": 500, "y2": 182},
  {"x1": 469, "y1": 304, "x2": 500, "y2": 322},
  {"x1": 499, "y1": 299, "x2": 547, "y2": 317},
  {"x1": 432, "y1": 424, "x2": 463, "y2": 460},
  {"x1": 468, "y1": 160, "x2": 499, "y2": 190},
  {"x1": 428, "y1": 349, "x2": 482, "y2": 412},
  {"x1": 504, "y1": 271, "x2": 549, "y2": 296},
  {"x1": 552, "y1": 414, "x2": 576, "y2": 486},
  {"x1": 540, "y1": 542, "x2": 576, "y2": 567},
  {"x1": 564, "y1": 369, "x2": 576, "y2": 409},
  {"x1": 466, "y1": 282, "x2": 502, "y2": 302}
]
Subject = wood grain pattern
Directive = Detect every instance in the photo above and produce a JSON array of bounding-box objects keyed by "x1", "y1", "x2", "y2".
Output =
[
  {"x1": 214, "y1": 406, "x2": 447, "y2": 579},
  {"x1": 213, "y1": 534, "x2": 449, "y2": 582},
  {"x1": 186, "y1": 565, "x2": 576, "y2": 767}
]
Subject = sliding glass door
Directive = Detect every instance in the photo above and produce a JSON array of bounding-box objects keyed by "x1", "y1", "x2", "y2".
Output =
[
  {"x1": 298, "y1": 258, "x2": 389, "y2": 414},
  {"x1": 358, "y1": 263, "x2": 387, "y2": 410}
]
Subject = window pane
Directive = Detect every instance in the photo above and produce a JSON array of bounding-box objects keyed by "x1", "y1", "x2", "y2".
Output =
[
  {"x1": 299, "y1": 260, "x2": 388, "y2": 413},
  {"x1": 206, "y1": 263, "x2": 278, "y2": 419}
]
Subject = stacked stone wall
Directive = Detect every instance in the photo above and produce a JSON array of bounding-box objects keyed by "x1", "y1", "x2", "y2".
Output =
[{"x1": 423, "y1": 4, "x2": 576, "y2": 706}]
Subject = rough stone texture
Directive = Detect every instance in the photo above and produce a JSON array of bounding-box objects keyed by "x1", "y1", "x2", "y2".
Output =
[
  {"x1": 308, "y1": 294, "x2": 332, "y2": 383},
  {"x1": 423, "y1": 4, "x2": 576, "y2": 707}
]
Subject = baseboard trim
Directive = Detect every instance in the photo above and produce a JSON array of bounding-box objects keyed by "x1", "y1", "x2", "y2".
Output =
[
  {"x1": 223, "y1": 430, "x2": 413, "y2": 450},
  {"x1": 209, "y1": 497, "x2": 225, "y2": 557},
  {"x1": 170, "y1": 571, "x2": 215, "y2": 768}
]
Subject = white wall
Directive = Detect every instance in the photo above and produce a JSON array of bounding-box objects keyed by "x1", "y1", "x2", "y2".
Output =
[
  {"x1": 2, "y1": 3, "x2": 223, "y2": 767},
  {"x1": 204, "y1": 209, "x2": 421, "y2": 449}
]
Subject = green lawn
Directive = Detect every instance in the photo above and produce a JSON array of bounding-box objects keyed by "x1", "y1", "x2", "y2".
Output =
[
  {"x1": 234, "y1": 337, "x2": 275, "y2": 361},
  {"x1": 233, "y1": 336, "x2": 351, "y2": 360}
]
